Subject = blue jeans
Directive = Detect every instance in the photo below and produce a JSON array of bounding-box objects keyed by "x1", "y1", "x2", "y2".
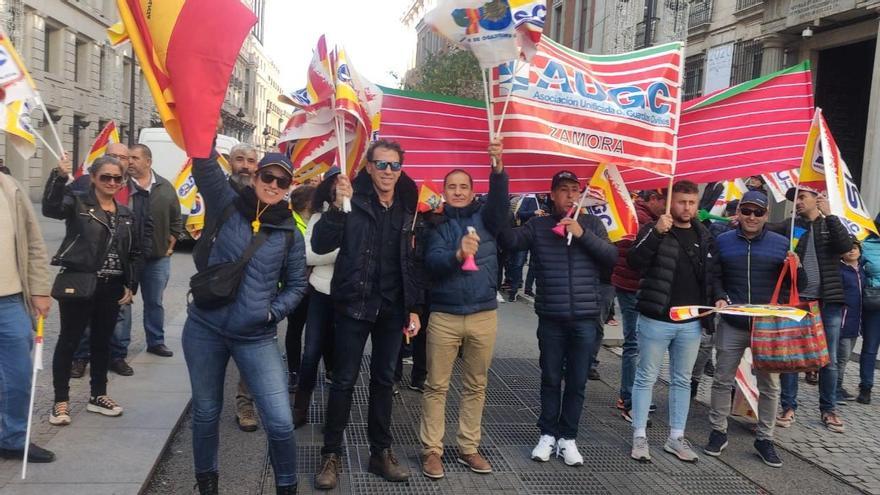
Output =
[
  {"x1": 631, "y1": 315, "x2": 702, "y2": 433},
  {"x1": 323, "y1": 307, "x2": 405, "y2": 455},
  {"x1": 616, "y1": 289, "x2": 639, "y2": 407},
  {"x1": 860, "y1": 309, "x2": 880, "y2": 390},
  {"x1": 0, "y1": 294, "x2": 33, "y2": 450},
  {"x1": 536, "y1": 317, "x2": 600, "y2": 439},
  {"x1": 780, "y1": 303, "x2": 843, "y2": 413},
  {"x1": 182, "y1": 322, "x2": 296, "y2": 487},
  {"x1": 505, "y1": 250, "x2": 527, "y2": 292},
  {"x1": 297, "y1": 287, "x2": 335, "y2": 393}
]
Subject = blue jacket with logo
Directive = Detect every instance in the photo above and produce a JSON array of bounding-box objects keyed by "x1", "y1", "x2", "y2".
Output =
[
  {"x1": 716, "y1": 226, "x2": 794, "y2": 330},
  {"x1": 425, "y1": 171, "x2": 509, "y2": 315},
  {"x1": 185, "y1": 152, "x2": 307, "y2": 341}
]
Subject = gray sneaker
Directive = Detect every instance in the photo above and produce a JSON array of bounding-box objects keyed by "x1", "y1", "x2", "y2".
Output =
[
  {"x1": 664, "y1": 436, "x2": 699, "y2": 463},
  {"x1": 631, "y1": 437, "x2": 651, "y2": 462}
]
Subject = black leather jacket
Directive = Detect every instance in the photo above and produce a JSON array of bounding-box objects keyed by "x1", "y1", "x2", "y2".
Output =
[{"x1": 42, "y1": 170, "x2": 141, "y2": 291}]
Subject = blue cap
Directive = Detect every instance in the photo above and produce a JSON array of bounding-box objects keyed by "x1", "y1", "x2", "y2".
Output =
[
  {"x1": 257, "y1": 153, "x2": 294, "y2": 177},
  {"x1": 740, "y1": 190, "x2": 768, "y2": 209}
]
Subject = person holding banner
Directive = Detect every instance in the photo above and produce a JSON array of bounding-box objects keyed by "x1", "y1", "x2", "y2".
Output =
[
  {"x1": 0, "y1": 170, "x2": 55, "y2": 464},
  {"x1": 627, "y1": 180, "x2": 726, "y2": 464},
  {"x1": 418, "y1": 139, "x2": 509, "y2": 479},
  {"x1": 705, "y1": 190, "x2": 793, "y2": 468},
  {"x1": 312, "y1": 140, "x2": 427, "y2": 489},
  {"x1": 498, "y1": 170, "x2": 617, "y2": 467},
  {"x1": 770, "y1": 186, "x2": 853, "y2": 432}
]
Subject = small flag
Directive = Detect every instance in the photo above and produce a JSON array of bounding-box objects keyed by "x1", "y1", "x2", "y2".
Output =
[
  {"x1": 173, "y1": 159, "x2": 197, "y2": 212},
  {"x1": 508, "y1": 0, "x2": 546, "y2": 61},
  {"x1": 709, "y1": 179, "x2": 747, "y2": 217},
  {"x1": 0, "y1": 99, "x2": 35, "y2": 159},
  {"x1": 424, "y1": 0, "x2": 520, "y2": 69},
  {"x1": 763, "y1": 168, "x2": 799, "y2": 203},
  {"x1": 0, "y1": 31, "x2": 39, "y2": 159},
  {"x1": 185, "y1": 193, "x2": 205, "y2": 239},
  {"x1": 334, "y1": 47, "x2": 382, "y2": 175},
  {"x1": 584, "y1": 163, "x2": 638, "y2": 242},
  {"x1": 77, "y1": 121, "x2": 120, "y2": 177},
  {"x1": 418, "y1": 182, "x2": 444, "y2": 213}
]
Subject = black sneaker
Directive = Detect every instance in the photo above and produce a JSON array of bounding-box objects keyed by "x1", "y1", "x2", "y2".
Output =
[
  {"x1": 87, "y1": 395, "x2": 123, "y2": 417},
  {"x1": 704, "y1": 359, "x2": 715, "y2": 377},
  {"x1": 754, "y1": 439, "x2": 783, "y2": 468},
  {"x1": 840, "y1": 388, "x2": 856, "y2": 401},
  {"x1": 524, "y1": 289, "x2": 534, "y2": 297},
  {"x1": 0, "y1": 443, "x2": 56, "y2": 463},
  {"x1": 109, "y1": 358, "x2": 134, "y2": 376},
  {"x1": 649, "y1": 403, "x2": 658, "y2": 413},
  {"x1": 588, "y1": 369, "x2": 600, "y2": 381},
  {"x1": 408, "y1": 382, "x2": 425, "y2": 393},
  {"x1": 70, "y1": 359, "x2": 87, "y2": 379},
  {"x1": 857, "y1": 387, "x2": 871, "y2": 405},
  {"x1": 393, "y1": 383, "x2": 400, "y2": 396},
  {"x1": 506, "y1": 291, "x2": 518, "y2": 303},
  {"x1": 703, "y1": 430, "x2": 728, "y2": 457}
]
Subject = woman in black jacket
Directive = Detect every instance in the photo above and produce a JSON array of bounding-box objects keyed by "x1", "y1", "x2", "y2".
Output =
[{"x1": 42, "y1": 155, "x2": 140, "y2": 426}]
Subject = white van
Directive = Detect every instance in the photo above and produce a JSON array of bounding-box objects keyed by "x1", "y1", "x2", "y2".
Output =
[{"x1": 138, "y1": 128, "x2": 239, "y2": 189}]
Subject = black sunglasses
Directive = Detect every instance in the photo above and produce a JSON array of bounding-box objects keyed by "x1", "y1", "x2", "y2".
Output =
[
  {"x1": 739, "y1": 207, "x2": 767, "y2": 217},
  {"x1": 98, "y1": 174, "x2": 124, "y2": 185},
  {"x1": 373, "y1": 160, "x2": 402, "y2": 171},
  {"x1": 258, "y1": 171, "x2": 292, "y2": 189}
]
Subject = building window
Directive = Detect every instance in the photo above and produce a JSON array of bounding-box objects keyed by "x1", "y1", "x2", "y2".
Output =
[
  {"x1": 551, "y1": 2, "x2": 563, "y2": 41},
  {"x1": 735, "y1": 0, "x2": 761, "y2": 11},
  {"x1": 688, "y1": 0, "x2": 712, "y2": 30},
  {"x1": 683, "y1": 53, "x2": 705, "y2": 100},
  {"x1": 578, "y1": 0, "x2": 592, "y2": 52},
  {"x1": 97, "y1": 46, "x2": 105, "y2": 90},
  {"x1": 43, "y1": 24, "x2": 61, "y2": 74},
  {"x1": 730, "y1": 39, "x2": 763, "y2": 86},
  {"x1": 74, "y1": 38, "x2": 89, "y2": 84}
]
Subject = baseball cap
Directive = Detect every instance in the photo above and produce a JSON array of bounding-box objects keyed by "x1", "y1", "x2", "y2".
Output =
[
  {"x1": 785, "y1": 185, "x2": 819, "y2": 202},
  {"x1": 257, "y1": 153, "x2": 294, "y2": 177},
  {"x1": 725, "y1": 199, "x2": 740, "y2": 216},
  {"x1": 551, "y1": 170, "x2": 580, "y2": 190},
  {"x1": 740, "y1": 190, "x2": 768, "y2": 209}
]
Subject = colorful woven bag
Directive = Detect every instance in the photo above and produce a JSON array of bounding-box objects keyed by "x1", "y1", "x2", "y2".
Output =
[{"x1": 750, "y1": 253, "x2": 830, "y2": 373}]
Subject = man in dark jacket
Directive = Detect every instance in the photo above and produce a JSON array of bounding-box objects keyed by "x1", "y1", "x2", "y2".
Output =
[
  {"x1": 705, "y1": 190, "x2": 787, "y2": 467},
  {"x1": 113, "y1": 144, "x2": 182, "y2": 360},
  {"x1": 628, "y1": 180, "x2": 726, "y2": 464},
  {"x1": 770, "y1": 186, "x2": 853, "y2": 433},
  {"x1": 499, "y1": 170, "x2": 617, "y2": 467},
  {"x1": 311, "y1": 140, "x2": 426, "y2": 489},
  {"x1": 611, "y1": 189, "x2": 664, "y2": 421},
  {"x1": 419, "y1": 140, "x2": 508, "y2": 479}
]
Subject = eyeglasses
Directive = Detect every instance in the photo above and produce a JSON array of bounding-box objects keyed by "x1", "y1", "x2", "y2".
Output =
[
  {"x1": 258, "y1": 171, "x2": 292, "y2": 189},
  {"x1": 98, "y1": 174, "x2": 124, "y2": 185},
  {"x1": 739, "y1": 207, "x2": 767, "y2": 217},
  {"x1": 373, "y1": 160, "x2": 402, "y2": 171}
]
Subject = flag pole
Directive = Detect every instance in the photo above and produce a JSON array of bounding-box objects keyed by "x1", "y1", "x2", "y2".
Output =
[
  {"x1": 480, "y1": 69, "x2": 494, "y2": 140},
  {"x1": 34, "y1": 95, "x2": 65, "y2": 158},
  {"x1": 495, "y1": 60, "x2": 519, "y2": 135},
  {"x1": 32, "y1": 127, "x2": 61, "y2": 161},
  {"x1": 335, "y1": 115, "x2": 351, "y2": 213},
  {"x1": 21, "y1": 316, "x2": 44, "y2": 479},
  {"x1": 566, "y1": 187, "x2": 590, "y2": 246}
]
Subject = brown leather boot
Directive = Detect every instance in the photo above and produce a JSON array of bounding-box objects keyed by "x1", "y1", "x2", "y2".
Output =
[
  {"x1": 314, "y1": 453, "x2": 340, "y2": 490},
  {"x1": 368, "y1": 448, "x2": 409, "y2": 482},
  {"x1": 421, "y1": 452, "x2": 444, "y2": 479},
  {"x1": 292, "y1": 389, "x2": 312, "y2": 429}
]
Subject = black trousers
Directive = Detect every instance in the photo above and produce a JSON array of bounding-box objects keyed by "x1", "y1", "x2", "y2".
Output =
[
  {"x1": 53, "y1": 277, "x2": 124, "y2": 402},
  {"x1": 285, "y1": 292, "x2": 311, "y2": 373}
]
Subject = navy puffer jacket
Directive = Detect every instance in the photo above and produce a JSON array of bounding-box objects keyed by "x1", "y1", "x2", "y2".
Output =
[
  {"x1": 499, "y1": 212, "x2": 617, "y2": 320},
  {"x1": 426, "y1": 171, "x2": 509, "y2": 315},
  {"x1": 186, "y1": 153, "x2": 307, "y2": 341},
  {"x1": 716, "y1": 226, "x2": 798, "y2": 329}
]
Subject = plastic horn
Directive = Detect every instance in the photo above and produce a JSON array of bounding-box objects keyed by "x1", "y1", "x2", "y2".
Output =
[
  {"x1": 697, "y1": 209, "x2": 731, "y2": 223},
  {"x1": 552, "y1": 206, "x2": 576, "y2": 237},
  {"x1": 461, "y1": 226, "x2": 479, "y2": 271}
]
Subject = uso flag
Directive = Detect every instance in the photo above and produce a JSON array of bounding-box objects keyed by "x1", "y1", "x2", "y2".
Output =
[{"x1": 492, "y1": 37, "x2": 683, "y2": 175}]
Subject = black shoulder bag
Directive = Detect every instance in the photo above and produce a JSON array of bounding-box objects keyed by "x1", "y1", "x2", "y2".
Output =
[{"x1": 189, "y1": 231, "x2": 268, "y2": 310}]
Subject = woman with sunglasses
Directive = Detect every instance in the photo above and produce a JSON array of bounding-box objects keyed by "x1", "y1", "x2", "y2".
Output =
[
  {"x1": 183, "y1": 150, "x2": 306, "y2": 495},
  {"x1": 42, "y1": 154, "x2": 140, "y2": 426}
]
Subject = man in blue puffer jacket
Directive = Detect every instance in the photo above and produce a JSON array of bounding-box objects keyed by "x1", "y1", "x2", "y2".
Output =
[
  {"x1": 418, "y1": 139, "x2": 509, "y2": 479},
  {"x1": 184, "y1": 149, "x2": 307, "y2": 495},
  {"x1": 499, "y1": 170, "x2": 617, "y2": 467},
  {"x1": 705, "y1": 190, "x2": 793, "y2": 468}
]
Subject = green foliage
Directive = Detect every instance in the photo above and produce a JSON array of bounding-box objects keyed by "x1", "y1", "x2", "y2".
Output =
[{"x1": 404, "y1": 50, "x2": 483, "y2": 101}]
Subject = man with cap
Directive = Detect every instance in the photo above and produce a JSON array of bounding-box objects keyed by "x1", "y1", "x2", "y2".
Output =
[
  {"x1": 770, "y1": 186, "x2": 852, "y2": 433},
  {"x1": 184, "y1": 148, "x2": 306, "y2": 495},
  {"x1": 499, "y1": 170, "x2": 617, "y2": 466},
  {"x1": 705, "y1": 190, "x2": 793, "y2": 467}
]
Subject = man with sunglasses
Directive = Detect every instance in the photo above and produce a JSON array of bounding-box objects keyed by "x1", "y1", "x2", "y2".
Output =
[
  {"x1": 312, "y1": 140, "x2": 426, "y2": 489},
  {"x1": 705, "y1": 190, "x2": 791, "y2": 467}
]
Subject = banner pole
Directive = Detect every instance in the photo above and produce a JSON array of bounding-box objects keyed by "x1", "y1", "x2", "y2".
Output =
[
  {"x1": 495, "y1": 60, "x2": 519, "y2": 135},
  {"x1": 566, "y1": 188, "x2": 590, "y2": 246},
  {"x1": 480, "y1": 69, "x2": 494, "y2": 140},
  {"x1": 335, "y1": 114, "x2": 351, "y2": 213}
]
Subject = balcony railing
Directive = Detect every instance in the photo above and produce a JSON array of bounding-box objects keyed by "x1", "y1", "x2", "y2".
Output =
[
  {"x1": 634, "y1": 17, "x2": 660, "y2": 49},
  {"x1": 735, "y1": 0, "x2": 762, "y2": 12},
  {"x1": 688, "y1": 0, "x2": 712, "y2": 30}
]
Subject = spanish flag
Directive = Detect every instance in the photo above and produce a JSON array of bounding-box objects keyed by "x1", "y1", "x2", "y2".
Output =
[
  {"x1": 111, "y1": 0, "x2": 256, "y2": 157},
  {"x1": 418, "y1": 182, "x2": 443, "y2": 213},
  {"x1": 76, "y1": 121, "x2": 120, "y2": 177}
]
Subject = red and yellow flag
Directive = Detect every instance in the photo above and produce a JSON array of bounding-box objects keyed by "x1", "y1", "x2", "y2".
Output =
[
  {"x1": 418, "y1": 182, "x2": 443, "y2": 213},
  {"x1": 333, "y1": 47, "x2": 382, "y2": 176},
  {"x1": 76, "y1": 121, "x2": 120, "y2": 177},
  {"x1": 111, "y1": 0, "x2": 256, "y2": 157},
  {"x1": 583, "y1": 163, "x2": 638, "y2": 242}
]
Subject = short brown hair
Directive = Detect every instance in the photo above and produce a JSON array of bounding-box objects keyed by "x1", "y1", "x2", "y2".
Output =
[
  {"x1": 291, "y1": 185, "x2": 316, "y2": 214},
  {"x1": 366, "y1": 139, "x2": 405, "y2": 164},
  {"x1": 672, "y1": 180, "x2": 699, "y2": 195}
]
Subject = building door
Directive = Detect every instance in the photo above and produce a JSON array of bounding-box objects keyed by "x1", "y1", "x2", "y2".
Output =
[{"x1": 815, "y1": 38, "x2": 876, "y2": 185}]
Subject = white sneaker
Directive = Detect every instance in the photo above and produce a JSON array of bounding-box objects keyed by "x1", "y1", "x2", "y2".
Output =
[
  {"x1": 556, "y1": 438, "x2": 584, "y2": 466},
  {"x1": 531, "y1": 435, "x2": 556, "y2": 462}
]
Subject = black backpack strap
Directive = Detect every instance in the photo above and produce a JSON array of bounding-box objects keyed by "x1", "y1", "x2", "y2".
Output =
[
  {"x1": 194, "y1": 202, "x2": 238, "y2": 271},
  {"x1": 236, "y1": 231, "x2": 269, "y2": 268}
]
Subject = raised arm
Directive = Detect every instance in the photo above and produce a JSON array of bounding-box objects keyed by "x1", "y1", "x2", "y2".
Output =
[{"x1": 191, "y1": 147, "x2": 236, "y2": 215}]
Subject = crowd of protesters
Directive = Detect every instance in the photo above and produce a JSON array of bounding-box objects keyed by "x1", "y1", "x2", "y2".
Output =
[{"x1": 1, "y1": 135, "x2": 879, "y2": 495}]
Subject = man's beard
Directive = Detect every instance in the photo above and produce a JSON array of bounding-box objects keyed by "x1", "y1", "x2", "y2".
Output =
[{"x1": 231, "y1": 172, "x2": 252, "y2": 187}]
